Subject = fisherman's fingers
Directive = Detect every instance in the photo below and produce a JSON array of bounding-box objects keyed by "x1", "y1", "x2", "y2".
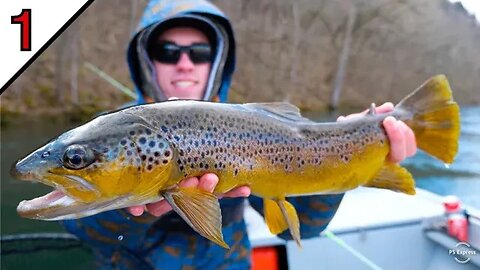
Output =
[
  {"x1": 146, "y1": 201, "x2": 172, "y2": 217},
  {"x1": 127, "y1": 205, "x2": 146, "y2": 216},
  {"x1": 198, "y1": 173, "x2": 219, "y2": 192},
  {"x1": 336, "y1": 102, "x2": 395, "y2": 121},
  {"x1": 384, "y1": 116, "x2": 407, "y2": 162},
  {"x1": 374, "y1": 102, "x2": 394, "y2": 114},
  {"x1": 398, "y1": 120, "x2": 417, "y2": 158},
  {"x1": 221, "y1": 186, "x2": 251, "y2": 198},
  {"x1": 197, "y1": 172, "x2": 250, "y2": 198}
]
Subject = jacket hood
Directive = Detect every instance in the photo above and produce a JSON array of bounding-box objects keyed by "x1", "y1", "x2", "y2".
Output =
[{"x1": 127, "y1": 0, "x2": 236, "y2": 103}]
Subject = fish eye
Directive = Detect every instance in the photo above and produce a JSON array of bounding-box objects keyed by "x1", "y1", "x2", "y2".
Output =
[{"x1": 63, "y1": 145, "x2": 95, "y2": 170}]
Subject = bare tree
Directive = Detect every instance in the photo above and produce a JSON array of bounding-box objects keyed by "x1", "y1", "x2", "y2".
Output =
[{"x1": 330, "y1": 6, "x2": 356, "y2": 110}]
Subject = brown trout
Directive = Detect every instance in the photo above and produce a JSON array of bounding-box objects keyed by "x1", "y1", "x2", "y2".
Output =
[{"x1": 11, "y1": 75, "x2": 460, "y2": 248}]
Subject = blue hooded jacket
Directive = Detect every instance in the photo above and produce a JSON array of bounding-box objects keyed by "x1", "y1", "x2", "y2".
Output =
[{"x1": 63, "y1": 1, "x2": 344, "y2": 269}]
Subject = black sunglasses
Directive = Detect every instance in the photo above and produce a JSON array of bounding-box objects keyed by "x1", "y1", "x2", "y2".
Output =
[{"x1": 148, "y1": 42, "x2": 212, "y2": 64}]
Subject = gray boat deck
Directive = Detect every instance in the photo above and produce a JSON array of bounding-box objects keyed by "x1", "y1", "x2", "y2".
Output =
[{"x1": 245, "y1": 187, "x2": 480, "y2": 270}]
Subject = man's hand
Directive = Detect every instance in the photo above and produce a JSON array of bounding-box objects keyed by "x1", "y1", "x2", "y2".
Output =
[
  {"x1": 337, "y1": 102, "x2": 417, "y2": 163},
  {"x1": 127, "y1": 173, "x2": 251, "y2": 217}
]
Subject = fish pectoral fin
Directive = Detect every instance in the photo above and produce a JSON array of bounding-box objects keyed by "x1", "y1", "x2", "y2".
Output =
[
  {"x1": 264, "y1": 198, "x2": 302, "y2": 247},
  {"x1": 163, "y1": 187, "x2": 229, "y2": 249},
  {"x1": 365, "y1": 162, "x2": 416, "y2": 195}
]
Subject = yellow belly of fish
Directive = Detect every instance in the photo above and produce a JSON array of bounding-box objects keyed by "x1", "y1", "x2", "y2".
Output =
[{"x1": 214, "y1": 143, "x2": 389, "y2": 198}]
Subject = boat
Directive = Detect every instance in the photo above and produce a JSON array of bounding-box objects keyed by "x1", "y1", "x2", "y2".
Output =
[{"x1": 247, "y1": 187, "x2": 480, "y2": 270}]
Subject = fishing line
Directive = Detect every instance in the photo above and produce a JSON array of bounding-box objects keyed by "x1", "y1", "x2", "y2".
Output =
[
  {"x1": 323, "y1": 230, "x2": 383, "y2": 270},
  {"x1": 84, "y1": 62, "x2": 137, "y2": 100}
]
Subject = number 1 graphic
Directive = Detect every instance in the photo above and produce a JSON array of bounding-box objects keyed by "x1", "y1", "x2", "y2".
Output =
[{"x1": 11, "y1": 9, "x2": 32, "y2": 51}]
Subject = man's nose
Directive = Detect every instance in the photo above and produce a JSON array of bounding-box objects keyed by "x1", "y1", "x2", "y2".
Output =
[{"x1": 176, "y1": 52, "x2": 195, "y2": 71}]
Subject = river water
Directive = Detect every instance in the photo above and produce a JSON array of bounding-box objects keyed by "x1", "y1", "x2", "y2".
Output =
[{"x1": 1, "y1": 106, "x2": 479, "y2": 235}]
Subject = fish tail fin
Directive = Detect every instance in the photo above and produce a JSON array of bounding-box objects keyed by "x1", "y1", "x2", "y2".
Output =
[{"x1": 394, "y1": 74, "x2": 460, "y2": 164}]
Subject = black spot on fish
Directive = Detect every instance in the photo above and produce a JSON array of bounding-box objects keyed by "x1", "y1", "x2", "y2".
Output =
[
  {"x1": 148, "y1": 157, "x2": 153, "y2": 162},
  {"x1": 120, "y1": 140, "x2": 127, "y2": 146},
  {"x1": 149, "y1": 141, "x2": 155, "y2": 148},
  {"x1": 129, "y1": 131, "x2": 135, "y2": 136},
  {"x1": 141, "y1": 155, "x2": 147, "y2": 161},
  {"x1": 147, "y1": 164, "x2": 152, "y2": 171},
  {"x1": 139, "y1": 137, "x2": 147, "y2": 144},
  {"x1": 154, "y1": 152, "x2": 160, "y2": 157},
  {"x1": 165, "y1": 150, "x2": 171, "y2": 157},
  {"x1": 162, "y1": 159, "x2": 168, "y2": 164},
  {"x1": 155, "y1": 160, "x2": 160, "y2": 165},
  {"x1": 161, "y1": 126, "x2": 168, "y2": 132},
  {"x1": 127, "y1": 150, "x2": 132, "y2": 156},
  {"x1": 174, "y1": 135, "x2": 180, "y2": 141}
]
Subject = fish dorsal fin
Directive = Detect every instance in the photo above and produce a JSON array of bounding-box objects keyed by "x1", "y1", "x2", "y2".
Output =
[{"x1": 243, "y1": 102, "x2": 314, "y2": 123}]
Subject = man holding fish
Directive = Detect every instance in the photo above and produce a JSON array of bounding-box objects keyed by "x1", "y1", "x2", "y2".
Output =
[
  {"x1": 13, "y1": 0, "x2": 446, "y2": 269},
  {"x1": 70, "y1": 0, "x2": 417, "y2": 268}
]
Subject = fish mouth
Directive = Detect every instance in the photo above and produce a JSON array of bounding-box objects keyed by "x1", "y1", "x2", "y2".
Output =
[
  {"x1": 15, "y1": 171, "x2": 106, "y2": 220},
  {"x1": 17, "y1": 189, "x2": 77, "y2": 220},
  {"x1": 16, "y1": 186, "x2": 131, "y2": 221}
]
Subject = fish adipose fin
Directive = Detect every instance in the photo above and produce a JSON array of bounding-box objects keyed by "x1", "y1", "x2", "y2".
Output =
[
  {"x1": 264, "y1": 198, "x2": 301, "y2": 247},
  {"x1": 365, "y1": 162, "x2": 416, "y2": 195},
  {"x1": 163, "y1": 187, "x2": 229, "y2": 249},
  {"x1": 394, "y1": 74, "x2": 460, "y2": 164}
]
